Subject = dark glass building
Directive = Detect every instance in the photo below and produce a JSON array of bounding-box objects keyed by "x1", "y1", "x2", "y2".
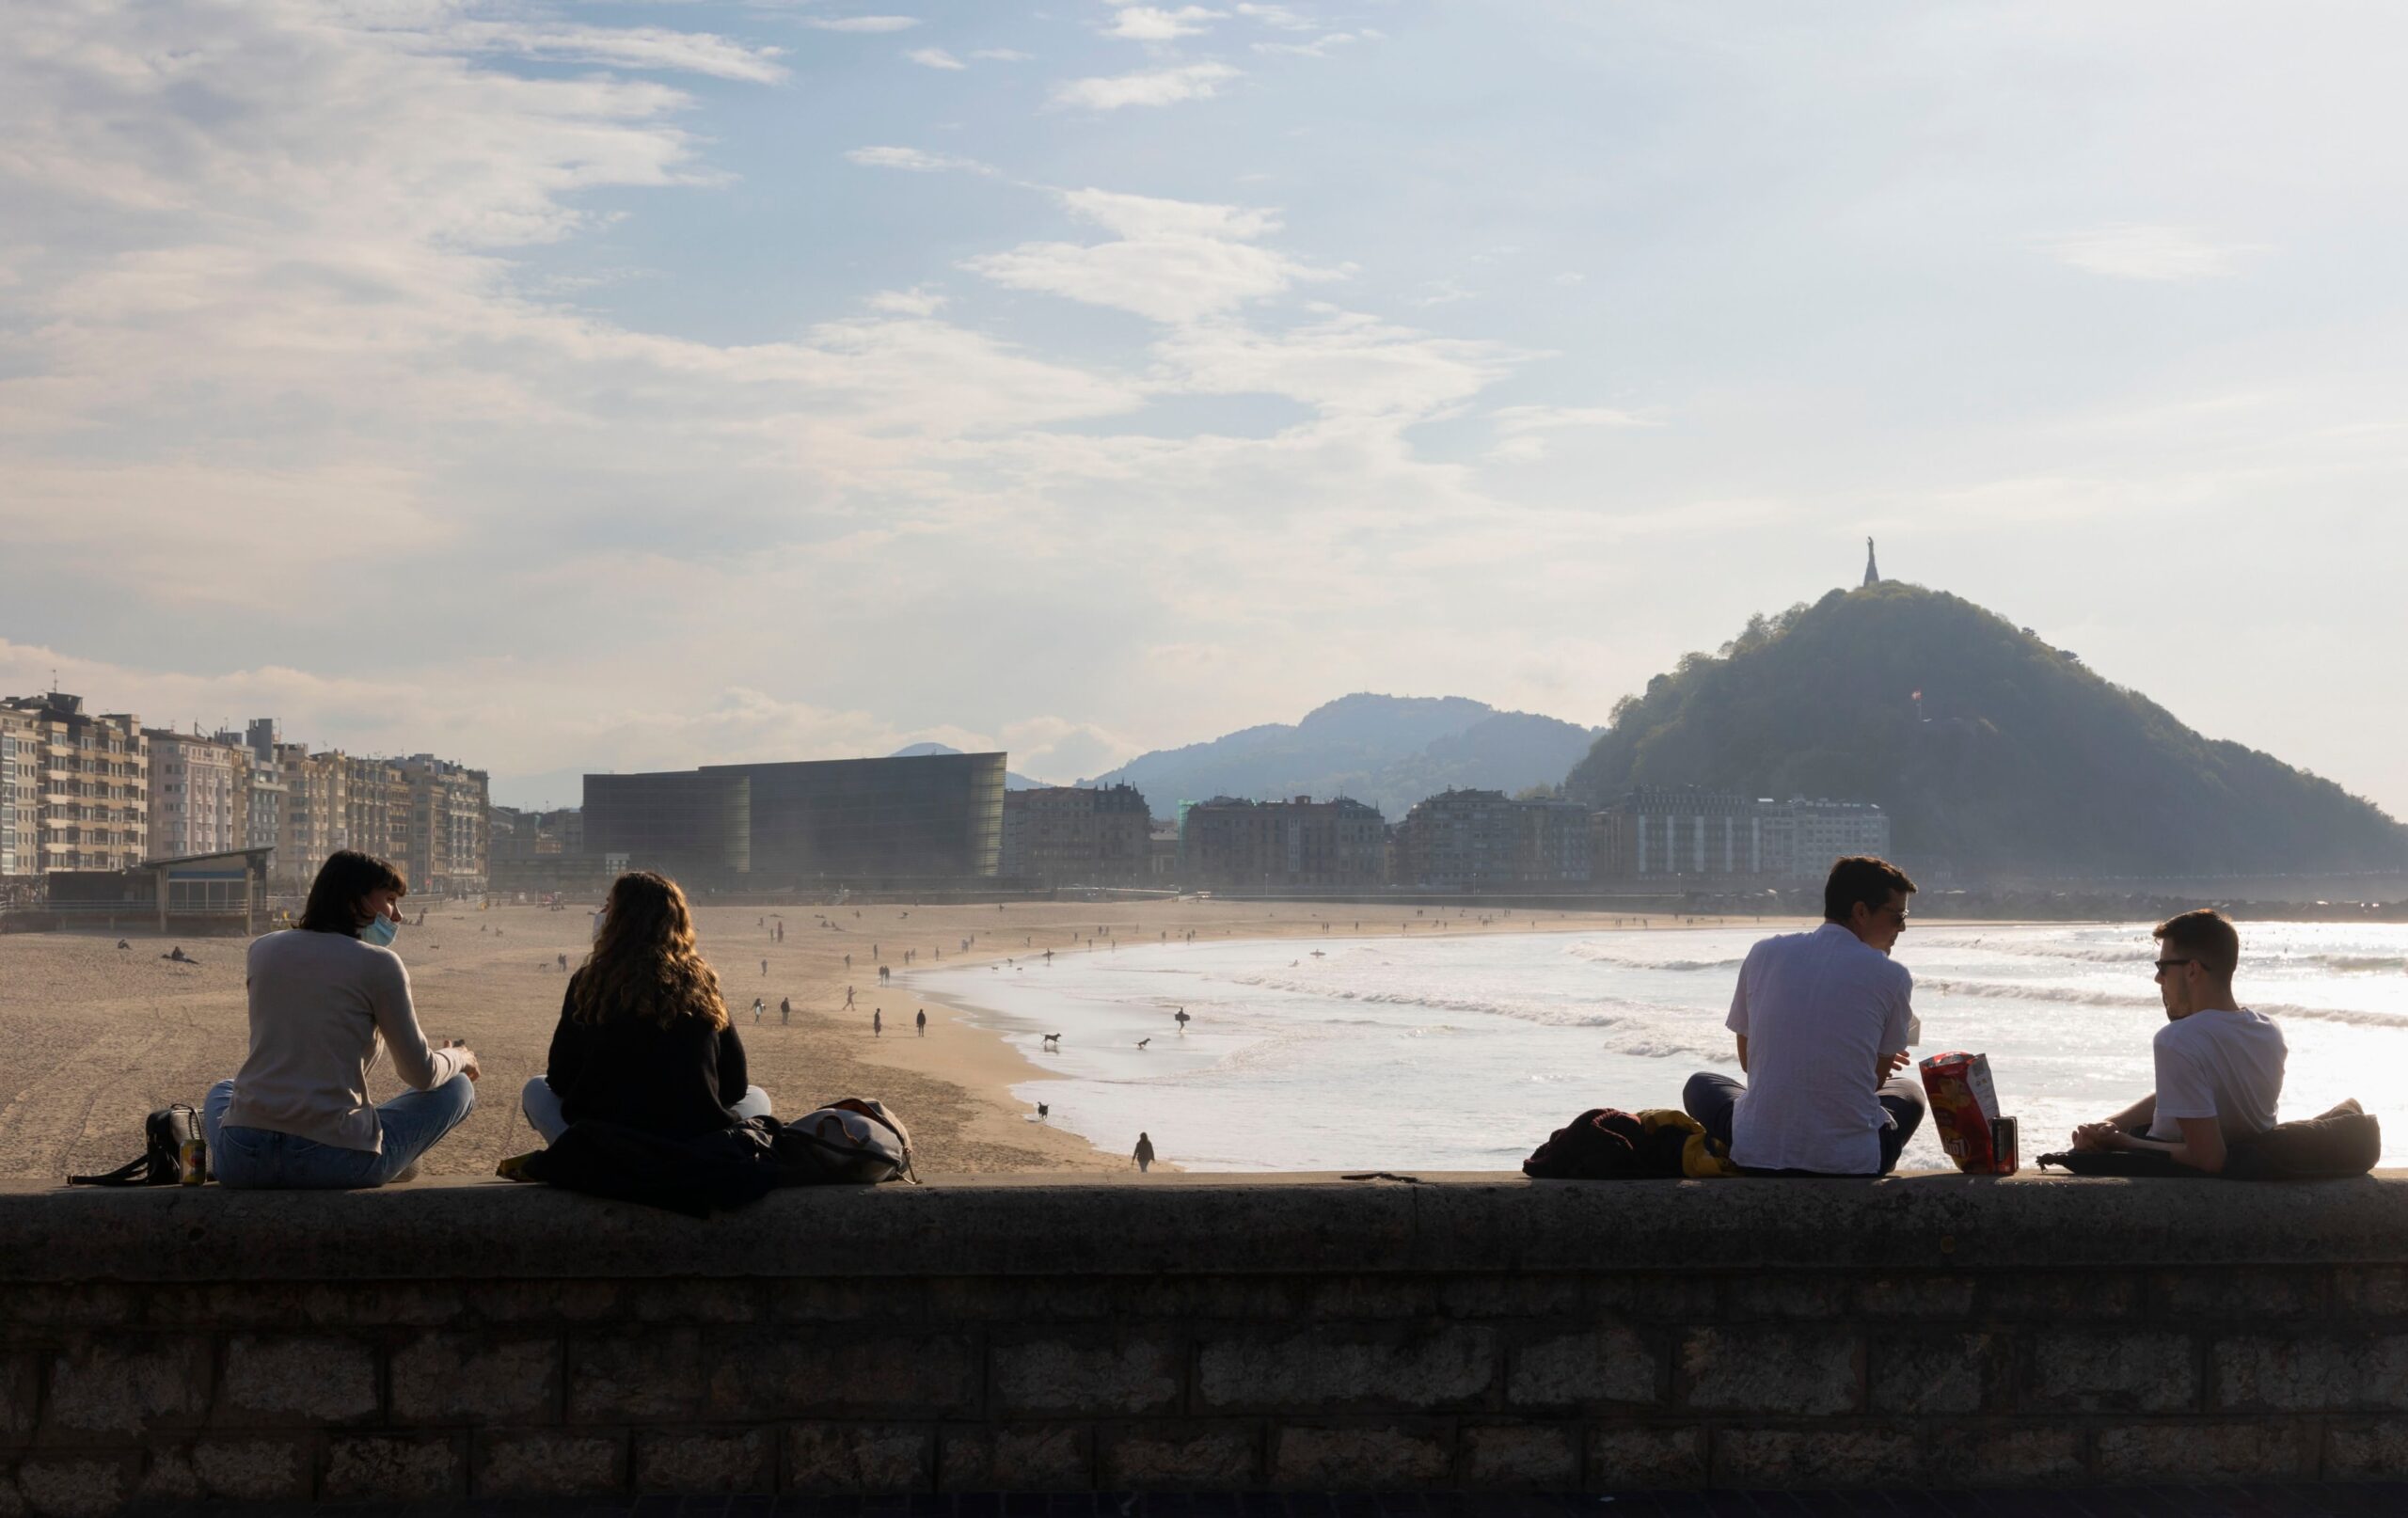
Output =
[
  {"x1": 583, "y1": 752, "x2": 1004, "y2": 888},
  {"x1": 583, "y1": 771, "x2": 752, "y2": 882}
]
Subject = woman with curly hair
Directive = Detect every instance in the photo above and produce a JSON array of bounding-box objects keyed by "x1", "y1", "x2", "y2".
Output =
[{"x1": 521, "y1": 871, "x2": 771, "y2": 1143}]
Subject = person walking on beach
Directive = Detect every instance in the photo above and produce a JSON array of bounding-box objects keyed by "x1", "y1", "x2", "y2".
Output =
[
  {"x1": 844, "y1": 986, "x2": 855, "y2": 1009},
  {"x1": 873, "y1": 1007, "x2": 883, "y2": 1037},
  {"x1": 761, "y1": 957, "x2": 768, "y2": 978},
  {"x1": 1133, "y1": 1132, "x2": 1156, "y2": 1173},
  {"x1": 1681, "y1": 856, "x2": 1925, "y2": 1177},
  {"x1": 916, "y1": 1008, "x2": 927, "y2": 1036},
  {"x1": 780, "y1": 996, "x2": 791, "y2": 1025},
  {"x1": 751, "y1": 996, "x2": 763, "y2": 1024}
]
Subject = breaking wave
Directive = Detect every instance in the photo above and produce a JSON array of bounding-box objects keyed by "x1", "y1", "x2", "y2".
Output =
[
  {"x1": 1566, "y1": 944, "x2": 1745, "y2": 972},
  {"x1": 1921, "y1": 977, "x2": 2408, "y2": 1029}
]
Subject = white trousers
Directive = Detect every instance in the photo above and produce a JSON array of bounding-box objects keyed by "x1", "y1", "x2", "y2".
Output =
[{"x1": 519, "y1": 1076, "x2": 772, "y2": 1144}]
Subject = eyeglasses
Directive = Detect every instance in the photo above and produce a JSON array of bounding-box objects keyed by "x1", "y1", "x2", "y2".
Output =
[{"x1": 2153, "y1": 958, "x2": 2194, "y2": 975}]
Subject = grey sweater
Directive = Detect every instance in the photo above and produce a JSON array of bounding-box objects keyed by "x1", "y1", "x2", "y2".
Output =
[{"x1": 224, "y1": 929, "x2": 467, "y2": 1153}]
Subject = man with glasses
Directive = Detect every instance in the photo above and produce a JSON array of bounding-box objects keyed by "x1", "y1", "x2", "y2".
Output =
[
  {"x1": 1682, "y1": 856, "x2": 1926, "y2": 1177},
  {"x1": 2069, "y1": 909, "x2": 2284, "y2": 1174}
]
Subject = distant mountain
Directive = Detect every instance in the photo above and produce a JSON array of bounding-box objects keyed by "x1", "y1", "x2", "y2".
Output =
[
  {"x1": 889, "y1": 743, "x2": 1043, "y2": 791},
  {"x1": 1563, "y1": 581, "x2": 2408, "y2": 879},
  {"x1": 1086, "y1": 694, "x2": 1601, "y2": 820}
]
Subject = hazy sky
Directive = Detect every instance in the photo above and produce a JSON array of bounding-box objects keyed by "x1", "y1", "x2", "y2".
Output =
[{"x1": 5, "y1": 1, "x2": 2403, "y2": 816}]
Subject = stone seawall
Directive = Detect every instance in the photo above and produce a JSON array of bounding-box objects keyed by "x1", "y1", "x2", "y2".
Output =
[{"x1": 4, "y1": 1173, "x2": 2407, "y2": 1511}]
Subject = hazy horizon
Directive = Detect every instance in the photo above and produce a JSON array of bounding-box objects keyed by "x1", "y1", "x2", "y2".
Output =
[{"x1": 7, "y1": 3, "x2": 2404, "y2": 818}]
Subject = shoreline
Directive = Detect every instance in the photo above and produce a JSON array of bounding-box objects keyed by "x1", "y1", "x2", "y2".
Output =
[
  {"x1": 0, "y1": 897, "x2": 1788, "y2": 1181},
  {"x1": 0, "y1": 901, "x2": 2174, "y2": 1181},
  {"x1": 885, "y1": 909, "x2": 1838, "y2": 1172},
  {"x1": 883, "y1": 912, "x2": 2185, "y2": 1172}
]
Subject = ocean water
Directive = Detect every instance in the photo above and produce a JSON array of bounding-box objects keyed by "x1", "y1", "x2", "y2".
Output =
[{"x1": 904, "y1": 921, "x2": 2408, "y2": 1173}]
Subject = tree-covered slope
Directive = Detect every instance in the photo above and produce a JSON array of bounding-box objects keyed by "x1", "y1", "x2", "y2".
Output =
[{"x1": 1563, "y1": 582, "x2": 2407, "y2": 878}]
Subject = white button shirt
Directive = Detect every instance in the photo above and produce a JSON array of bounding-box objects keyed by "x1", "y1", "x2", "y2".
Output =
[{"x1": 1724, "y1": 923, "x2": 1916, "y2": 1175}]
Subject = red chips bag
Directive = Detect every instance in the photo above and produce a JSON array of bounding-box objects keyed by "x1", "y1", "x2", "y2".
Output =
[{"x1": 1919, "y1": 1051, "x2": 2007, "y2": 1174}]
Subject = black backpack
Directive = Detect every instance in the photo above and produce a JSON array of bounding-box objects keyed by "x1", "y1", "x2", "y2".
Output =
[
  {"x1": 68, "y1": 1104, "x2": 202, "y2": 1187},
  {"x1": 1525, "y1": 1108, "x2": 1684, "y2": 1179}
]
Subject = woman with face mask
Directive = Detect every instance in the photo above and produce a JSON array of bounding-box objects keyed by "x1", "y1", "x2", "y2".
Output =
[
  {"x1": 521, "y1": 870, "x2": 769, "y2": 1146},
  {"x1": 202, "y1": 849, "x2": 481, "y2": 1187}
]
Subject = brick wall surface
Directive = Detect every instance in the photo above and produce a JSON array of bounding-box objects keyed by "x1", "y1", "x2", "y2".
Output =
[{"x1": 4, "y1": 1175, "x2": 2406, "y2": 1511}]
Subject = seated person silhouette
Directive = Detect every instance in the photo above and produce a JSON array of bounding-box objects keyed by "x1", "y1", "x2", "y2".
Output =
[{"x1": 521, "y1": 871, "x2": 770, "y2": 1145}]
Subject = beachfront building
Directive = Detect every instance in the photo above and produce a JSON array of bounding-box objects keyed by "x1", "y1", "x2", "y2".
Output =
[
  {"x1": 0, "y1": 704, "x2": 37, "y2": 884},
  {"x1": 275, "y1": 745, "x2": 348, "y2": 889},
  {"x1": 586, "y1": 751, "x2": 1006, "y2": 890},
  {"x1": 0, "y1": 692, "x2": 150, "y2": 874},
  {"x1": 1592, "y1": 785, "x2": 1891, "y2": 886},
  {"x1": 398, "y1": 754, "x2": 489, "y2": 895},
  {"x1": 1179, "y1": 796, "x2": 1387, "y2": 895},
  {"x1": 1592, "y1": 786, "x2": 1769, "y2": 883},
  {"x1": 223, "y1": 719, "x2": 286, "y2": 859},
  {"x1": 1000, "y1": 783, "x2": 1151, "y2": 887},
  {"x1": 1787, "y1": 798, "x2": 1891, "y2": 878},
  {"x1": 1392, "y1": 788, "x2": 1592, "y2": 892},
  {"x1": 340, "y1": 756, "x2": 411, "y2": 871},
  {"x1": 144, "y1": 729, "x2": 246, "y2": 861},
  {"x1": 1149, "y1": 820, "x2": 1180, "y2": 884},
  {"x1": 585, "y1": 770, "x2": 752, "y2": 884},
  {"x1": 490, "y1": 803, "x2": 607, "y2": 894}
]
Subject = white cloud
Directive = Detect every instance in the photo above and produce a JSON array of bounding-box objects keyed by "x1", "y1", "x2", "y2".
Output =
[
  {"x1": 964, "y1": 188, "x2": 1332, "y2": 324},
  {"x1": 1254, "y1": 31, "x2": 1354, "y2": 57},
  {"x1": 865, "y1": 287, "x2": 950, "y2": 315},
  {"x1": 2041, "y1": 224, "x2": 2255, "y2": 282},
  {"x1": 1232, "y1": 2, "x2": 1312, "y2": 28},
  {"x1": 1408, "y1": 277, "x2": 1476, "y2": 308},
  {"x1": 1104, "y1": 7, "x2": 1225, "y2": 42},
  {"x1": 906, "y1": 46, "x2": 967, "y2": 70},
  {"x1": 432, "y1": 22, "x2": 789, "y2": 84},
  {"x1": 845, "y1": 145, "x2": 996, "y2": 174},
  {"x1": 803, "y1": 16, "x2": 923, "y2": 32},
  {"x1": 971, "y1": 48, "x2": 1034, "y2": 61},
  {"x1": 1049, "y1": 61, "x2": 1239, "y2": 110},
  {"x1": 1160, "y1": 313, "x2": 1524, "y2": 420},
  {"x1": 1059, "y1": 187, "x2": 1281, "y2": 241},
  {"x1": 1484, "y1": 404, "x2": 1659, "y2": 463}
]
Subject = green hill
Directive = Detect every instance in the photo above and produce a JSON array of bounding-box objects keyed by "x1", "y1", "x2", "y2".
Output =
[{"x1": 1563, "y1": 582, "x2": 2408, "y2": 878}]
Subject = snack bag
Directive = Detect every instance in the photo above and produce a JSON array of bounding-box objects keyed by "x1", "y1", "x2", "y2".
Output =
[{"x1": 1919, "y1": 1051, "x2": 2005, "y2": 1174}]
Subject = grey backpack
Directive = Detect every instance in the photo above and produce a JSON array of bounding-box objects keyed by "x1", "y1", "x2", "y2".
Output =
[{"x1": 775, "y1": 1098, "x2": 917, "y2": 1184}]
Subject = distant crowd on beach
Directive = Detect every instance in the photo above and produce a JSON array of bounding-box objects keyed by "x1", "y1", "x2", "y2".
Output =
[{"x1": 191, "y1": 846, "x2": 2287, "y2": 1190}]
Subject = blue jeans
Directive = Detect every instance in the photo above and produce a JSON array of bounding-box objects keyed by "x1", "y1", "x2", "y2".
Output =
[
  {"x1": 203, "y1": 1074, "x2": 477, "y2": 1189},
  {"x1": 1683, "y1": 1070, "x2": 1926, "y2": 1177},
  {"x1": 518, "y1": 1076, "x2": 771, "y2": 1144}
]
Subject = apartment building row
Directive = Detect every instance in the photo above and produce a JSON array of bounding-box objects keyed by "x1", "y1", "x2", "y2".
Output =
[
  {"x1": 988, "y1": 779, "x2": 1890, "y2": 895},
  {"x1": 0, "y1": 692, "x2": 490, "y2": 895}
]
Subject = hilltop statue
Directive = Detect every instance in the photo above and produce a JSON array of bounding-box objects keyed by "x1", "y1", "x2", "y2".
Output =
[{"x1": 1863, "y1": 536, "x2": 1880, "y2": 587}]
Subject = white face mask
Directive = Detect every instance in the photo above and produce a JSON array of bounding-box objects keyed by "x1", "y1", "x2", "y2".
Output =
[
  {"x1": 592, "y1": 908, "x2": 608, "y2": 941},
  {"x1": 360, "y1": 913, "x2": 399, "y2": 949}
]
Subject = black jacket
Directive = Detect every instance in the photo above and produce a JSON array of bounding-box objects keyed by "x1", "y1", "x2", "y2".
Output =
[{"x1": 544, "y1": 972, "x2": 751, "y2": 1140}]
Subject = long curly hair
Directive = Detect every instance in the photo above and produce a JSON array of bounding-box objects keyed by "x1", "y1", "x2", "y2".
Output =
[{"x1": 570, "y1": 872, "x2": 729, "y2": 1030}]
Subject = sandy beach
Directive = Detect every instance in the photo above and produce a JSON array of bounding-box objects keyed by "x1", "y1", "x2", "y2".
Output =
[{"x1": 0, "y1": 898, "x2": 1704, "y2": 1182}]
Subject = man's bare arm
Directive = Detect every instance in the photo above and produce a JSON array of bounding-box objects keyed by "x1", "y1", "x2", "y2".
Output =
[
  {"x1": 2079, "y1": 1115, "x2": 2226, "y2": 1174},
  {"x1": 2105, "y1": 1093, "x2": 2155, "y2": 1131}
]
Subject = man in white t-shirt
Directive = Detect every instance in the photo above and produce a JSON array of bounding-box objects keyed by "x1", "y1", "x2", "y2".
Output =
[
  {"x1": 2071, "y1": 909, "x2": 2284, "y2": 1174},
  {"x1": 1682, "y1": 856, "x2": 1926, "y2": 1177}
]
